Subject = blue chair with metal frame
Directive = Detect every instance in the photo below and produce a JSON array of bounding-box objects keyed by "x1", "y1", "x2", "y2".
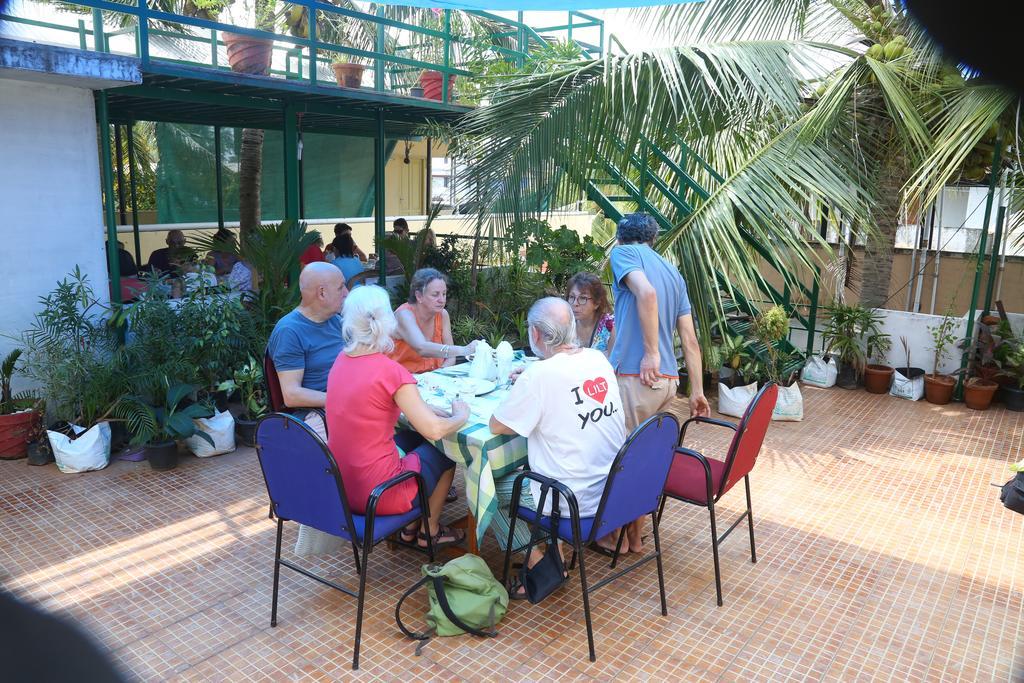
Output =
[
  {"x1": 254, "y1": 412, "x2": 435, "y2": 671},
  {"x1": 500, "y1": 412, "x2": 680, "y2": 663}
]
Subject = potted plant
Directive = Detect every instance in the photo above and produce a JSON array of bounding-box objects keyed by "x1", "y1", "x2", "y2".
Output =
[
  {"x1": 19, "y1": 269, "x2": 130, "y2": 472},
  {"x1": 0, "y1": 348, "x2": 41, "y2": 459},
  {"x1": 331, "y1": 55, "x2": 366, "y2": 88},
  {"x1": 863, "y1": 332, "x2": 894, "y2": 394},
  {"x1": 998, "y1": 341, "x2": 1024, "y2": 412},
  {"x1": 119, "y1": 380, "x2": 214, "y2": 470},
  {"x1": 963, "y1": 377, "x2": 999, "y2": 410},
  {"x1": 822, "y1": 303, "x2": 875, "y2": 389},
  {"x1": 891, "y1": 336, "x2": 926, "y2": 400},
  {"x1": 754, "y1": 305, "x2": 804, "y2": 421},
  {"x1": 218, "y1": 356, "x2": 268, "y2": 446},
  {"x1": 924, "y1": 314, "x2": 958, "y2": 405}
]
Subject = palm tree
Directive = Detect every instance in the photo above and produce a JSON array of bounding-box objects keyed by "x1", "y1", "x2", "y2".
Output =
[{"x1": 439, "y1": 0, "x2": 1021, "y2": 343}]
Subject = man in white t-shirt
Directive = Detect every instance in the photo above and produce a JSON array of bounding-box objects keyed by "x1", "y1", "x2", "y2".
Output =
[{"x1": 489, "y1": 298, "x2": 626, "y2": 580}]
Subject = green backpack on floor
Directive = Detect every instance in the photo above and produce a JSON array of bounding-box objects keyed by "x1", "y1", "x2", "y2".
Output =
[{"x1": 396, "y1": 554, "x2": 509, "y2": 642}]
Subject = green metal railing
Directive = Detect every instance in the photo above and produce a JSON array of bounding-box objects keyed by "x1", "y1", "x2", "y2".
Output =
[{"x1": 1, "y1": 1, "x2": 603, "y2": 104}]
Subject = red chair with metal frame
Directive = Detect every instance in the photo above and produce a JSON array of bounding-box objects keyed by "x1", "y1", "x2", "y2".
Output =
[{"x1": 658, "y1": 382, "x2": 777, "y2": 606}]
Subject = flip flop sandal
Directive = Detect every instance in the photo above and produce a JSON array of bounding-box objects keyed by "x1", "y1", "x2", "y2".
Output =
[
  {"x1": 418, "y1": 525, "x2": 466, "y2": 550},
  {"x1": 398, "y1": 524, "x2": 419, "y2": 544},
  {"x1": 587, "y1": 541, "x2": 621, "y2": 558},
  {"x1": 508, "y1": 576, "x2": 529, "y2": 600}
]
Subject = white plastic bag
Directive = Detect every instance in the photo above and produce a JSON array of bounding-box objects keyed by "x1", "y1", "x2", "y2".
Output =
[
  {"x1": 718, "y1": 382, "x2": 758, "y2": 418},
  {"x1": 800, "y1": 355, "x2": 837, "y2": 388},
  {"x1": 187, "y1": 409, "x2": 236, "y2": 457},
  {"x1": 294, "y1": 523, "x2": 346, "y2": 557},
  {"x1": 890, "y1": 369, "x2": 924, "y2": 401},
  {"x1": 772, "y1": 383, "x2": 803, "y2": 421},
  {"x1": 468, "y1": 340, "x2": 495, "y2": 380},
  {"x1": 48, "y1": 422, "x2": 111, "y2": 473}
]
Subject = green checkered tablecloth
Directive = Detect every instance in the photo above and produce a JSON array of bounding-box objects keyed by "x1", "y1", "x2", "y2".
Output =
[{"x1": 410, "y1": 363, "x2": 530, "y2": 546}]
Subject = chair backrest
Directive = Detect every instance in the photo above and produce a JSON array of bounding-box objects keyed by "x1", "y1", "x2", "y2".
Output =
[
  {"x1": 263, "y1": 351, "x2": 286, "y2": 413},
  {"x1": 589, "y1": 412, "x2": 680, "y2": 542},
  {"x1": 718, "y1": 382, "x2": 778, "y2": 499},
  {"x1": 254, "y1": 413, "x2": 356, "y2": 538}
]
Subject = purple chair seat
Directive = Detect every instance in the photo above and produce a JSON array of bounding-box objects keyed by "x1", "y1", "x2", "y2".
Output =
[{"x1": 665, "y1": 453, "x2": 726, "y2": 504}]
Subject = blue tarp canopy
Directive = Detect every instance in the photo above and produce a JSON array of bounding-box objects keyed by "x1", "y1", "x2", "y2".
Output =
[{"x1": 376, "y1": 0, "x2": 700, "y2": 10}]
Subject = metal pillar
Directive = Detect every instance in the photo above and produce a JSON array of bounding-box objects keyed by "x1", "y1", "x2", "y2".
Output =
[
  {"x1": 126, "y1": 119, "x2": 142, "y2": 264},
  {"x1": 442, "y1": 10, "x2": 451, "y2": 103},
  {"x1": 956, "y1": 134, "x2": 1003, "y2": 396},
  {"x1": 214, "y1": 126, "x2": 225, "y2": 229},
  {"x1": 283, "y1": 103, "x2": 300, "y2": 222},
  {"x1": 114, "y1": 125, "x2": 127, "y2": 226},
  {"x1": 805, "y1": 206, "x2": 827, "y2": 357},
  {"x1": 982, "y1": 202, "x2": 1006, "y2": 316},
  {"x1": 375, "y1": 109, "x2": 387, "y2": 281},
  {"x1": 96, "y1": 93, "x2": 121, "y2": 304},
  {"x1": 425, "y1": 137, "x2": 432, "y2": 214}
]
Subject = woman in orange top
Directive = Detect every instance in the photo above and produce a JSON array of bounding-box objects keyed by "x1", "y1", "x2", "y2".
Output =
[{"x1": 389, "y1": 268, "x2": 478, "y2": 374}]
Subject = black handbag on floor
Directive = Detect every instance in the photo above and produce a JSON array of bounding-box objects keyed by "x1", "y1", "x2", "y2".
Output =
[
  {"x1": 519, "y1": 484, "x2": 567, "y2": 604},
  {"x1": 1000, "y1": 471, "x2": 1024, "y2": 515}
]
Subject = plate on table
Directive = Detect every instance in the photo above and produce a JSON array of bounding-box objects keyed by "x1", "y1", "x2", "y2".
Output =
[{"x1": 454, "y1": 378, "x2": 497, "y2": 396}]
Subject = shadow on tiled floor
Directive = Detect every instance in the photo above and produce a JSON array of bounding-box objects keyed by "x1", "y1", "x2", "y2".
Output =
[{"x1": 1, "y1": 387, "x2": 1022, "y2": 681}]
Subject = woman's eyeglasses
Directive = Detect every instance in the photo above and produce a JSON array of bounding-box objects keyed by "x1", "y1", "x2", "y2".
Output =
[{"x1": 567, "y1": 295, "x2": 592, "y2": 305}]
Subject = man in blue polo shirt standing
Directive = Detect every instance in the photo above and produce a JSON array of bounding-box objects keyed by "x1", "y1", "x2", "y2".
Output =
[{"x1": 602, "y1": 212, "x2": 709, "y2": 554}]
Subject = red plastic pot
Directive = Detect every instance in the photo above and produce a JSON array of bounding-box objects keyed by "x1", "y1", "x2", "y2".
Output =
[
  {"x1": 924, "y1": 374, "x2": 955, "y2": 405},
  {"x1": 419, "y1": 70, "x2": 456, "y2": 101},
  {"x1": 0, "y1": 410, "x2": 39, "y2": 459},
  {"x1": 864, "y1": 364, "x2": 894, "y2": 394},
  {"x1": 222, "y1": 33, "x2": 273, "y2": 75}
]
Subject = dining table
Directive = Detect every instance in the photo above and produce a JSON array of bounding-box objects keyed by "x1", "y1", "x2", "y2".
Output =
[{"x1": 406, "y1": 357, "x2": 536, "y2": 553}]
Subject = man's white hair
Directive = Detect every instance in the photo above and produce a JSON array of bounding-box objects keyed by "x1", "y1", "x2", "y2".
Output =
[
  {"x1": 528, "y1": 297, "x2": 577, "y2": 354},
  {"x1": 342, "y1": 285, "x2": 396, "y2": 353}
]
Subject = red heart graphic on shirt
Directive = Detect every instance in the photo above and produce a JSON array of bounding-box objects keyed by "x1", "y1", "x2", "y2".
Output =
[{"x1": 583, "y1": 378, "x2": 609, "y2": 404}]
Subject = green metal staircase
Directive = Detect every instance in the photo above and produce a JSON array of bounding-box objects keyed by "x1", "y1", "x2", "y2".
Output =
[{"x1": 585, "y1": 133, "x2": 816, "y2": 378}]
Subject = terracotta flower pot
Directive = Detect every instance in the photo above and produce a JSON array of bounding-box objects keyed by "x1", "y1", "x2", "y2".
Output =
[
  {"x1": 923, "y1": 374, "x2": 955, "y2": 405},
  {"x1": 963, "y1": 378, "x2": 998, "y2": 410},
  {"x1": 864, "y1": 364, "x2": 894, "y2": 394},
  {"x1": 419, "y1": 70, "x2": 456, "y2": 101},
  {"x1": 0, "y1": 410, "x2": 39, "y2": 459},
  {"x1": 222, "y1": 32, "x2": 273, "y2": 75},
  {"x1": 331, "y1": 62, "x2": 365, "y2": 88}
]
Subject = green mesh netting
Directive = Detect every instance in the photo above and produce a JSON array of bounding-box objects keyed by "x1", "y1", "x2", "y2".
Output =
[{"x1": 155, "y1": 123, "x2": 395, "y2": 223}]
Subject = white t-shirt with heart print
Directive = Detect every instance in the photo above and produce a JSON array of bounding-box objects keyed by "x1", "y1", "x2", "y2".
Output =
[{"x1": 493, "y1": 348, "x2": 626, "y2": 517}]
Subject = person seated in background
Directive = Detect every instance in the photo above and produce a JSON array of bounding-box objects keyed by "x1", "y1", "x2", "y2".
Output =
[
  {"x1": 300, "y1": 236, "x2": 325, "y2": 268},
  {"x1": 566, "y1": 272, "x2": 615, "y2": 356},
  {"x1": 389, "y1": 268, "x2": 477, "y2": 374},
  {"x1": 180, "y1": 256, "x2": 218, "y2": 293},
  {"x1": 334, "y1": 222, "x2": 367, "y2": 261},
  {"x1": 146, "y1": 229, "x2": 187, "y2": 276},
  {"x1": 488, "y1": 297, "x2": 626, "y2": 588},
  {"x1": 220, "y1": 252, "x2": 254, "y2": 294},
  {"x1": 106, "y1": 240, "x2": 138, "y2": 277},
  {"x1": 267, "y1": 262, "x2": 348, "y2": 431},
  {"x1": 392, "y1": 217, "x2": 410, "y2": 239},
  {"x1": 330, "y1": 233, "x2": 366, "y2": 284},
  {"x1": 210, "y1": 227, "x2": 238, "y2": 277},
  {"x1": 326, "y1": 284, "x2": 467, "y2": 549}
]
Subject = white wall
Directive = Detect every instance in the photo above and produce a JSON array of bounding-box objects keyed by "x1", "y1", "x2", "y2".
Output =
[{"x1": 0, "y1": 77, "x2": 109, "y2": 389}]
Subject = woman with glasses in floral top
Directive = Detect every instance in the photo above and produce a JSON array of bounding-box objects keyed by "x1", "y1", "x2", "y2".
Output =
[{"x1": 565, "y1": 272, "x2": 615, "y2": 356}]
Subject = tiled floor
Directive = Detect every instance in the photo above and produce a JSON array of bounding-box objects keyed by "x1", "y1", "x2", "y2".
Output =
[{"x1": 1, "y1": 387, "x2": 1022, "y2": 681}]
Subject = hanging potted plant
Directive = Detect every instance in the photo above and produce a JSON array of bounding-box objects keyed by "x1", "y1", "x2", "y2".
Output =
[
  {"x1": 218, "y1": 356, "x2": 268, "y2": 446},
  {"x1": 0, "y1": 349, "x2": 41, "y2": 459},
  {"x1": 119, "y1": 380, "x2": 214, "y2": 470},
  {"x1": 924, "y1": 314, "x2": 958, "y2": 405},
  {"x1": 863, "y1": 331, "x2": 894, "y2": 394}
]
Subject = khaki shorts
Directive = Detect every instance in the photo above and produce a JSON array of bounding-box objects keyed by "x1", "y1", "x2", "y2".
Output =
[{"x1": 616, "y1": 374, "x2": 679, "y2": 432}]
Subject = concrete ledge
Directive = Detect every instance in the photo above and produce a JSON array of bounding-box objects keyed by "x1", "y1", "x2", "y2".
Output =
[{"x1": 0, "y1": 37, "x2": 140, "y2": 89}]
